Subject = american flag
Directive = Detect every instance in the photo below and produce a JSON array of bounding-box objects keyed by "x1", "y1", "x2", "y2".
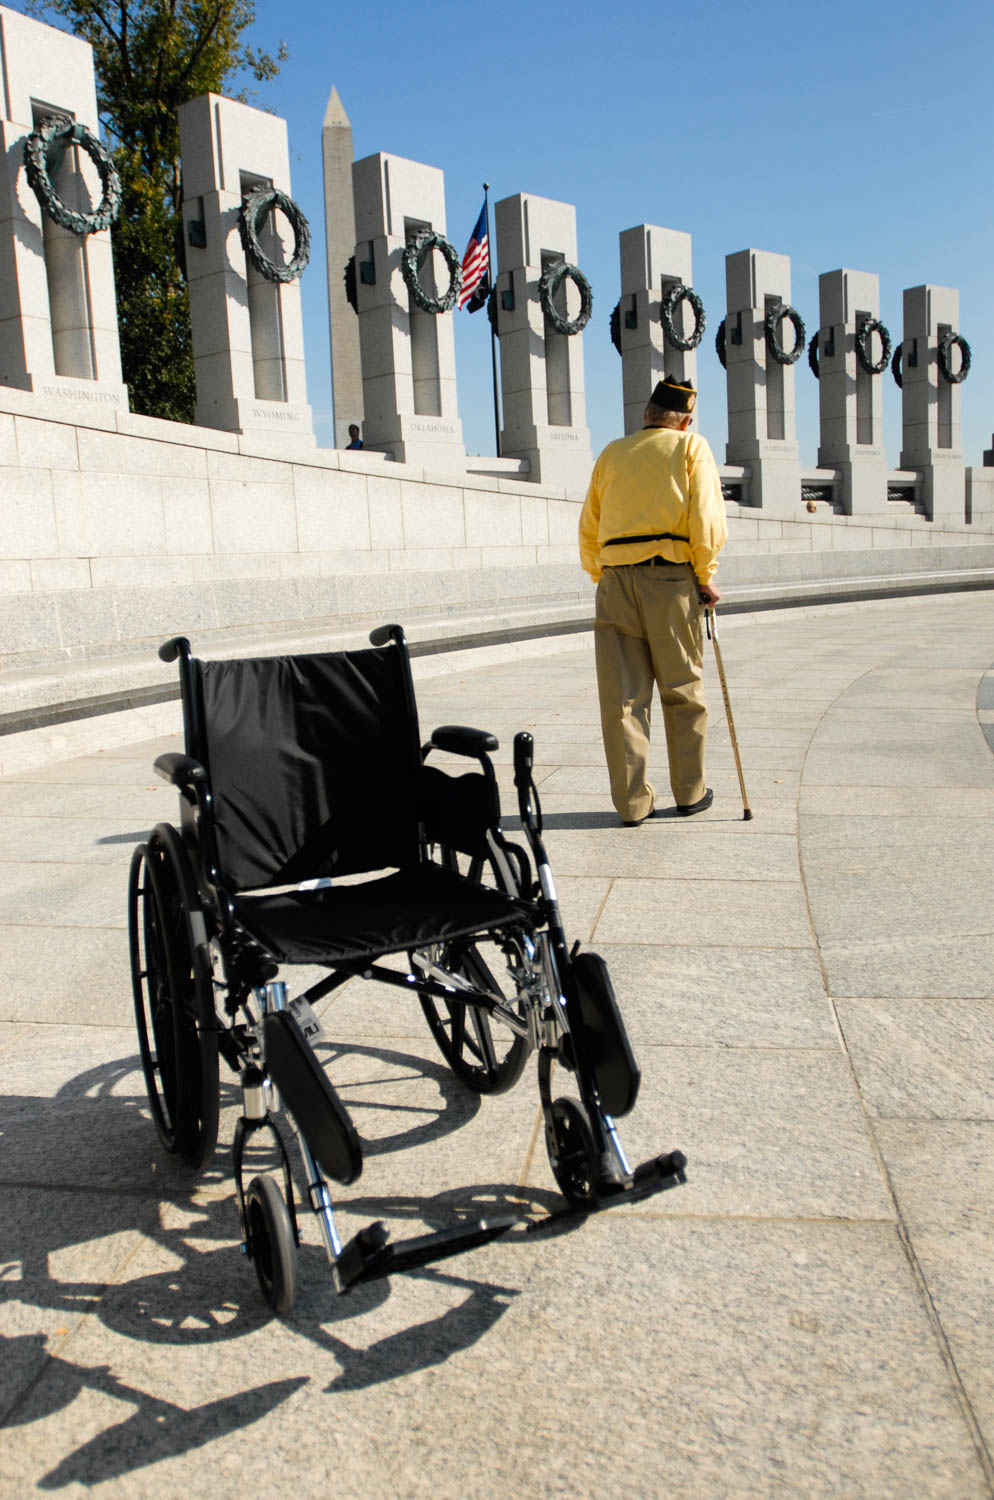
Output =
[{"x1": 457, "y1": 203, "x2": 489, "y2": 310}]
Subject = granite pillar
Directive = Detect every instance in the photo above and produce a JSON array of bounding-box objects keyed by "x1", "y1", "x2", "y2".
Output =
[
  {"x1": 0, "y1": 5, "x2": 126, "y2": 409},
  {"x1": 494, "y1": 192, "x2": 592, "y2": 490},
  {"x1": 351, "y1": 151, "x2": 464, "y2": 471},
  {"x1": 816, "y1": 268, "x2": 887, "y2": 514},
  {"x1": 177, "y1": 92, "x2": 314, "y2": 449},
  {"x1": 899, "y1": 284, "x2": 966, "y2": 522}
]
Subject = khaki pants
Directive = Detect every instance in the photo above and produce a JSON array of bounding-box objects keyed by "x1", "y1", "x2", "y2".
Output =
[{"x1": 594, "y1": 563, "x2": 707, "y2": 821}]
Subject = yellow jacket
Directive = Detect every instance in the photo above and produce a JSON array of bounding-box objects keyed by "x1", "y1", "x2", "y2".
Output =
[{"x1": 578, "y1": 426, "x2": 727, "y2": 583}]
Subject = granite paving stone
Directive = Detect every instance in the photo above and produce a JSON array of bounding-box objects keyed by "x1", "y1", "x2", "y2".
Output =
[
  {"x1": 2, "y1": 594, "x2": 994, "y2": 1496},
  {"x1": 836, "y1": 1000, "x2": 994, "y2": 1119},
  {"x1": 0, "y1": 927, "x2": 132, "y2": 1026},
  {"x1": 593, "y1": 877, "x2": 813, "y2": 948},
  {"x1": 3, "y1": 1220, "x2": 984, "y2": 1499},
  {"x1": 820, "y1": 933, "x2": 994, "y2": 1001},
  {"x1": 874, "y1": 1122, "x2": 994, "y2": 1456},
  {"x1": 596, "y1": 943, "x2": 836, "y2": 1049},
  {"x1": 577, "y1": 1045, "x2": 894, "y2": 1221}
]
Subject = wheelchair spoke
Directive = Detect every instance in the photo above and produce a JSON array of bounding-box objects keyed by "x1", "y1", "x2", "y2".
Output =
[
  {"x1": 468, "y1": 1007, "x2": 499, "y2": 1075},
  {"x1": 412, "y1": 931, "x2": 532, "y2": 1096},
  {"x1": 448, "y1": 999, "x2": 467, "y2": 1057}
]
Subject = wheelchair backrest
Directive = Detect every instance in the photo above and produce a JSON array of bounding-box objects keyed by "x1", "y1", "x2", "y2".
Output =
[{"x1": 192, "y1": 646, "x2": 423, "y2": 890}]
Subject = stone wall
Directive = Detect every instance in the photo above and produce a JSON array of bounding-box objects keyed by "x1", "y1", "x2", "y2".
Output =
[
  {"x1": 3, "y1": 378, "x2": 994, "y2": 773},
  {"x1": 0, "y1": 382, "x2": 585, "y2": 676},
  {"x1": 5, "y1": 377, "x2": 994, "y2": 675}
]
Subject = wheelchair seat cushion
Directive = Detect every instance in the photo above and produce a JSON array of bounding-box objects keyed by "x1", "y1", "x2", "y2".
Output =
[{"x1": 231, "y1": 863, "x2": 532, "y2": 966}]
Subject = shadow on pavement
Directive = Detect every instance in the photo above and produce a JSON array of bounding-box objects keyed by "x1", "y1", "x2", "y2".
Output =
[{"x1": 2, "y1": 1044, "x2": 573, "y2": 1479}]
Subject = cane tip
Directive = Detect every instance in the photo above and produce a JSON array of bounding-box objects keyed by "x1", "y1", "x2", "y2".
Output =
[{"x1": 743, "y1": 809, "x2": 753, "y2": 821}]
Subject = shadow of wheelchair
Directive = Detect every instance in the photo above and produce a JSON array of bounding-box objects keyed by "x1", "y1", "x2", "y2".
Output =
[
  {"x1": 2, "y1": 1329, "x2": 307, "y2": 1489},
  {"x1": 4, "y1": 1041, "x2": 567, "y2": 1383}
]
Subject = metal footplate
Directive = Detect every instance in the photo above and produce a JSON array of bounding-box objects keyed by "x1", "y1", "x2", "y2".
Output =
[
  {"x1": 543, "y1": 1149, "x2": 688, "y2": 1227},
  {"x1": 334, "y1": 1215, "x2": 517, "y2": 1291},
  {"x1": 619, "y1": 1148, "x2": 688, "y2": 1204}
]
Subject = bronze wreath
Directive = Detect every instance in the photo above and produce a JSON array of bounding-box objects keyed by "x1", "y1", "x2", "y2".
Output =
[
  {"x1": 23, "y1": 116, "x2": 121, "y2": 236},
  {"x1": 938, "y1": 331, "x2": 971, "y2": 384},
  {"x1": 239, "y1": 188, "x2": 310, "y2": 283},
  {"x1": 715, "y1": 318, "x2": 727, "y2": 369},
  {"x1": 764, "y1": 302, "x2": 806, "y2": 364},
  {"x1": 539, "y1": 260, "x2": 593, "y2": 336},
  {"x1": 610, "y1": 300, "x2": 622, "y2": 354},
  {"x1": 661, "y1": 282, "x2": 706, "y2": 351},
  {"x1": 891, "y1": 342, "x2": 903, "y2": 389},
  {"x1": 855, "y1": 317, "x2": 892, "y2": 375},
  {"x1": 808, "y1": 332, "x2": 821, "y2": 379},
  {"x1": 344, "y1": 255, "x2": 358, "y2": 313},
  {"x1": 400, "y1": 229, "x2": 461, "y2": 314}
]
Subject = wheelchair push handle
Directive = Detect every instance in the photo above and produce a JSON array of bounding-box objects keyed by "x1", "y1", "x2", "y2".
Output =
[
  {"x1": 514, "y1": 731, "x2": 543, "y2": 838},
  {"x1": 368, "y1": 622, "x2": 406, "y2": 648},
  {"x1": 513, "y1": 731, "x2": 534, "y2": 784},
  {"x1": 158, "y1": 636, "x2": 191, "y2": 663}
]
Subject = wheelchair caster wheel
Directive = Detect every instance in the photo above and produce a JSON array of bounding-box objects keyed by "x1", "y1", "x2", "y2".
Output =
[
  {"x1": 245, "y1": 1175, "x2": 298, "y2": 1314},
  {"x1": 548, "y1": 1098, "x2": 598, "y2": 1210}
]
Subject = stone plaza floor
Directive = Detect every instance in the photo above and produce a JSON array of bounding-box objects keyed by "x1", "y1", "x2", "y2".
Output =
[{"x1": 1, "y1": 592, "x2": 993, "y2": 1497}]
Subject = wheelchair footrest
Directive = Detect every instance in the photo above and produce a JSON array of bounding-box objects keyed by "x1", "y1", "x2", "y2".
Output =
[
  {"x1": 553, "y1": 1149, "x2": 688, "y2": 1221},
  {"x1": 626, "y1": 1149, "x2": 688, "y2": 1202},
  {"x1": 335, "y1": 1215, "x2": 517, "y2": 1291}
]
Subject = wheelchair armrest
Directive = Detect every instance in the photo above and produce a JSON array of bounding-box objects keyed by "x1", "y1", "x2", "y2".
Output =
[
  {"x1": 429, "y1": 724, "x2": 499, "y2": 758},
  {"x1": 154, "y1": 752, "x2": 207, "y2": 788}
]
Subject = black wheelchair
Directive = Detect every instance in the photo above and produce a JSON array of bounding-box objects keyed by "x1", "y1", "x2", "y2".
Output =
[{"x1": 127, "y1": 624, "x2": 686, "y2": 1312}]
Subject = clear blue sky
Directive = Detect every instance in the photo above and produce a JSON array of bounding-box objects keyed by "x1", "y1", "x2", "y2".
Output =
[{"x1": 17, "y1": 0, "x2": 994, "y2": 467}]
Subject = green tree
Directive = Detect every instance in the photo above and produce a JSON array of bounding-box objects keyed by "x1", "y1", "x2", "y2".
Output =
[{"x1": 27, "y1": 0, "x2": 285, "y2": 421}]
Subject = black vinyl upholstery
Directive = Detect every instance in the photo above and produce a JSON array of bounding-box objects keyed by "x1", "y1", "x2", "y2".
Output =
[
  {"x1": 196, "y1": 648, "x2": 421, "y2": 890},
  {"x1": 421, "y1": 765, "x2": 497, "y2": 859},
  {"x1": 232, "y1": 864, "x2": 528, "y2": 965}
]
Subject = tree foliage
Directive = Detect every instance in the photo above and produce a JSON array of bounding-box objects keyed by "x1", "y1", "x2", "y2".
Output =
[{"x1": 27, "y1": 0, "x2": 285, "y2": 421}]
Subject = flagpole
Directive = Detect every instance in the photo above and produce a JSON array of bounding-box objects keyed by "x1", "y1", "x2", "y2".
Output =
[{"x1": 483, "y1": 181, "x2": 501, "y2": 457}]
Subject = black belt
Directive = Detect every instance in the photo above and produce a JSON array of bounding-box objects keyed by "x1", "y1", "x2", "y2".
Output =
[
  {"x1": 632, "y1": 556, "x2": 686, "y2": 568},
  {"x1": 603, "y1": 531, "x2": 689, "y2": 546}
]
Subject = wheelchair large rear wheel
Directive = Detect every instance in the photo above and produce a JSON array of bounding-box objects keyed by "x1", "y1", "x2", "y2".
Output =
[
  {"x1": 414, "y1": 848, "x2": 531, "y2": 1095},
  {"x1": 128, "y1": 827, "x2": 219, "y2": 1167}
]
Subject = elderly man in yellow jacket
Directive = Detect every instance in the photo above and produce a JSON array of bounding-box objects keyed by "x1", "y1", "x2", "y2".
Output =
[{"x1": 579, "y1": 376, "x2": 727, "y2": 826}]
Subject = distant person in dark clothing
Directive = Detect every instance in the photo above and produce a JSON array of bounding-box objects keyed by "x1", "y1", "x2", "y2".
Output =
[{"x1": 346, "y1": 424, "x2": 363, "y2": 450}]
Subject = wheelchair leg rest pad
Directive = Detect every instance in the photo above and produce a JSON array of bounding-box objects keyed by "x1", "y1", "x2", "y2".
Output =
[
  {"x1": 264, "y1": 1010, "x2": 362, "y2": 1186},
  {"x1": 335, "y1": 1216, "x2": 517, "y2": 1291},
  {"x1": 569, "y1": 951, "x2": 641, "y2": 1118}
]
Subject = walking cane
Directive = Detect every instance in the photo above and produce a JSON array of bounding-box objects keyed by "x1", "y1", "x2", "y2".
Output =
[{"x1": 704, "y1": 606, "x2": 753, "y2": 821}]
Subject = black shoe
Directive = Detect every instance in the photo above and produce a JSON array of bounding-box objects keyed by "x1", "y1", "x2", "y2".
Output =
[
  {"x1": 676, "y1": 788, "x2": 713, "y2": 817},
  {"x1": 622, "y1": 807, "x2": 658, "y2": 828}
]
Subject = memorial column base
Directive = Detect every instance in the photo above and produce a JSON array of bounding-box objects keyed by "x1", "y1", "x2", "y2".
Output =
[
  {"x1": 904, "y1": 454, "x2": 966, "y2": 523},
  {"x1": 18, "y1": 372, "x2": 129, "y2": 412},
  {"x1": 726, "y1": 440, "x2": 801, "y2": 516},
  {"x1": 193, "y1": 395, "x2": 316, "y2": 453},
  {"x1": 817, "y1": 448, "x2": 887, "y2": 516},
  {"x1": 365, "y1": 411, "x2": 465, "y2": 472},
  {"x1": 500, "y1": 422, "x2": 593, "y2": 492}
]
